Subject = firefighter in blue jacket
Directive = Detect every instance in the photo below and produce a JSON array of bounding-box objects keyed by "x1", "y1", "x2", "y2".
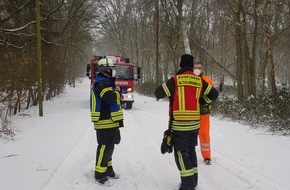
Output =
[
  {"x1": 155, "y1": 54, "x2": 219, "y2": 190},
  {"x1": 90, "y1": 57, "x2": 123, "y2": 185}
]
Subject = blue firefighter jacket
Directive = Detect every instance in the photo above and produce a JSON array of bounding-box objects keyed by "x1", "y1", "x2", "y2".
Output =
[{"x1": 90, "y1": 74, "x2": 123, "y2": 130}]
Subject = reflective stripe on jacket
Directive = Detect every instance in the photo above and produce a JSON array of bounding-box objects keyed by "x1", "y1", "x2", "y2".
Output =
[
  {"x1": 159, "y1": 71, "x2": 202, "y2": 131},
  {"x1": 172, "y1": 73, "x2": 202, "y2": 121},
  {"x1": 90, "y1": 75, "x2": 123, "y2": 130},
  {"x1": 155, "y1": 68, "x2": 219, "y2": 132},
  {"x1": 200, "y1": 75, "x2": 215, "y2": 115}
]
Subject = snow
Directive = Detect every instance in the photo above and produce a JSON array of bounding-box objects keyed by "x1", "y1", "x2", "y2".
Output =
[{"x1": 1, "y1": 79, "x2": 290, "y2": 190}]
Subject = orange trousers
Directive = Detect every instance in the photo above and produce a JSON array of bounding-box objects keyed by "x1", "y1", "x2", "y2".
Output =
[{"x1": 198, "y1": 114, "x2": 211, "y2": 159}]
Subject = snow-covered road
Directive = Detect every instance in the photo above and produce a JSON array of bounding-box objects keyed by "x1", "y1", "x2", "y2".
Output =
[{"x1": 1, "y1": 80, "x2": 289, "y2": 190}]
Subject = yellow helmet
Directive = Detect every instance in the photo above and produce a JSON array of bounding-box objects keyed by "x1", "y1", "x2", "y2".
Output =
[
  {"x1": 98, "y1": 57, "x2": 114, "y2": 66},
  {"x1": 97, "y1": 57, "x2": 114, "y2": 72}
]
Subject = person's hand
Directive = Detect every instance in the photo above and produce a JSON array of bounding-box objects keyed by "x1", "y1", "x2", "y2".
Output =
[{"x1": 115, "y1": 86, "x2": 120, "y2": 91}]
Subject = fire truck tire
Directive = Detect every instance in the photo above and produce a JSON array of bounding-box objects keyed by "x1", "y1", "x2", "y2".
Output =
[{"x1": 126, "y1": 102, "x2": 133, "y2": 109}]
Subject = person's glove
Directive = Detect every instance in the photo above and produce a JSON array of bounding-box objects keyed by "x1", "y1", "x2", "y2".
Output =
[
  {"x1": 161, "y1": 129, "x2": 173, "y2": 154},
  {"x1": 114, "y1": 128, "x2": 121, "y2": 144},
  {"x1": 200, "y1": 104, "x2": 210, "y2": 114}
]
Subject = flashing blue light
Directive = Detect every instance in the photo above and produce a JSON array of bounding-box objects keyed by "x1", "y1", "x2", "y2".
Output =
[{"x1": 125, "y1": 57, "x2": 130, "y2": 63}]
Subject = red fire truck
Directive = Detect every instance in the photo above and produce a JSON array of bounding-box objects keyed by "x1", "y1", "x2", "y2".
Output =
[{"x1": 86, "y1": 55, "x2": 141, "y2": 109}]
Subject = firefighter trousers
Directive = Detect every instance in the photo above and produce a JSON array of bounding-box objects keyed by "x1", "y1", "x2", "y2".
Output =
[
  {"x1": 198, "y1": 114, "x2": 211, "y2": 159},
  {"x1": 173, "y1": 130, "x2": 198, "y2": 189},
  {"x1": 95, "y1": 128, "x2": 119, "y2": 179}
]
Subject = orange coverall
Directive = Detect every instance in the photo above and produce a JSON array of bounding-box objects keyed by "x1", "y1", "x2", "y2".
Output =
[{"x1": 199, "y1": 75, "x2": 215, "y2": 159}]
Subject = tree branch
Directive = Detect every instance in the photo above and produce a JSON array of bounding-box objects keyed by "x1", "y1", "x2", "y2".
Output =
[
  {"x1": 3, "y1": 0, "x2": 65, "y2": 33},
  {"x1": 190, "y1": 37, "x2": 237, "y2": 80},
  {"x1": 0, "y1": 0, "x2": 31, "y2": 25},
  {"x1": 271, "y1": 27, "x2": 289, "y2": 44},
  {"x1": 4, "y1": 32, "x2": 34, "y2": 37},
  {"x1": 0, "y1": 39, "x2": 26, "y2": 49}
]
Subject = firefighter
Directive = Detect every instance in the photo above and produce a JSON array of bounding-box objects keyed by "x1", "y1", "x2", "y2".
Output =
[
  {"x1": 193, "y1": 62, "x2": 215, "y2": 165},
  {"x1": 155, "y1": 54, "x2": 219, "y2": 190},
  {"x1": 90, "y1": 57, "x2": 124, "y2": 185}
]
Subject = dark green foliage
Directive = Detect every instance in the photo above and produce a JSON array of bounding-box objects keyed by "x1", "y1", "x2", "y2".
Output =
[
  {"x1": 212, "y1": 86, "x2": 290, "y2": 135},
  {"x1": 137, "y1": 82, "x2": 290, "y2": 135},
  {"x1": 136, "y1": 82, "x2": 157, "y2": 97}
]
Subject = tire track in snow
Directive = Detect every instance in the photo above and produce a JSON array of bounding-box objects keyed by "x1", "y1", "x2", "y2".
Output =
[
  {"x1": 40, "y1": 125, "x2": 95, "y2": 190},
  {"x1": 207, "y1": 150, "x2": 288, "y2": 190},
  {"x1": 120, "y1": 108, "x2": 174, "y2": 190},
  {"x1": 39, "y1": 91, "x2": 289, "y2": 190},
  {"x1": 130, "y1": 96, "x2": 288, "y2": 190}
]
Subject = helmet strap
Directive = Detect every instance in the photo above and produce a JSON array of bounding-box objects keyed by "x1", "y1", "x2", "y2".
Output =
[{"x1": 103, "y1": 70, "x2": 112, "y2": 78}]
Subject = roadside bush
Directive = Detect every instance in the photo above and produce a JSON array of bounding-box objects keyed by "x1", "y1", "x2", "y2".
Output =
[
  {"x1": 136, "y1": 82, "x2": 156, "y2": 97},
  {"x1": 0, "y1": 109, "x2": 15, "y2": 140},
  {"x1": 138, "y1": 82, "x2": 290, "y2": 135},
  {"x1": 212, "y1": 87, "x2": 290, "y2": 135}
]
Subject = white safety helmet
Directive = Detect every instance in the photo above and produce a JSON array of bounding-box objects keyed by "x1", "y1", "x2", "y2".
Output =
[
  {"x1": 97, "y1": 58, "x2": 114, "y2": 72},
  {"x1": 97, "y1": 57, "x2": 116, "y2": 77},
  {"x1": 98, "y1": 57, "x2": 114, "y2": 66}
]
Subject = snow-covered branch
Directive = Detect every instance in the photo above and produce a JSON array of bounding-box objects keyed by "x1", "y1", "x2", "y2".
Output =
[
  {"x1": 3, "y1": 20, "x2": 37, "y2": 33},
  {"x1": 3, "y1": 0, "x2": 65, "y2": 33},
  {"x1": 0, "y1": 39, "x2": 26, "y2": 49},
  {"x1": 190, "y1": 38, "x2": 237, "y2": 80}
]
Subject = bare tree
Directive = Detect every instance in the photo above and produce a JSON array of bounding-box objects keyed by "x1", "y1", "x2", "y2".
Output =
[
  {"x1": 0, "y1": 0, "x2": 99, "y2": 115},
  {"x1": 264, "y1": 0, "x2": 277, "y2": 97},
  {"x1": 168, "y1": 0, "x2": 191, "y2": 54}
]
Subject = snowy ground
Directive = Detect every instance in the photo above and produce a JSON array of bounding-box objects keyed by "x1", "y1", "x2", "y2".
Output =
[{"x1": 1, "y1": 79, "x2": 290, "y2": 190}]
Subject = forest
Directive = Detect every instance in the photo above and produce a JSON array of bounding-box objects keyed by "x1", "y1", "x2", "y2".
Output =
[{"x1": 1, "y1": 0, "x2": 290, "y2": 138}]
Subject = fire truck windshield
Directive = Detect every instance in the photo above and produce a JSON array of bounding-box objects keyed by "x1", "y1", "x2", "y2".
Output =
[{"x1": 114, "y1": 66, "x2": 134, "y2": 80}]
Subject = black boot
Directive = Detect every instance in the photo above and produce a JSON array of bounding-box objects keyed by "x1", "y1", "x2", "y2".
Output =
[
  {"x1": 95, "y1": 172, "x2": 108, "y2": 183},
  {"x1": 106, "y1": 166, "x2": 120, "y2": 179},
  {"x1": 204, "y1": 158, "x2": 212, "y2": 165},
  {"x1": 179, "y1": 176, "x2": 197, "y2": 190}
]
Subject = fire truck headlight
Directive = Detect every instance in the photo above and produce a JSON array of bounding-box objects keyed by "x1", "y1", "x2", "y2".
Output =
[
  {"x1": 112, "y1": 69, "x2": 116, "y2": 77},
  {"x1": 127, "y1": 88, "x2": 132, "y2": 92}
]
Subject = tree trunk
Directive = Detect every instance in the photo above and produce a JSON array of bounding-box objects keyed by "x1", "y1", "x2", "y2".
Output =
[
  {"x1": 155, "y1": 0, "x2": 160, "y2": 85},
  {"x1": 250, "y1": 0, "x2": 259, "y2": 97},
  {"x1": 264, "y1": 0, "x2": 277, "y2": 97},
  {"x1": 235, "y1": 0, "x2": 244, "y2": 101},
  {"x1": 169, "y1": 0, "x2": 191, "y2": 54}
]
